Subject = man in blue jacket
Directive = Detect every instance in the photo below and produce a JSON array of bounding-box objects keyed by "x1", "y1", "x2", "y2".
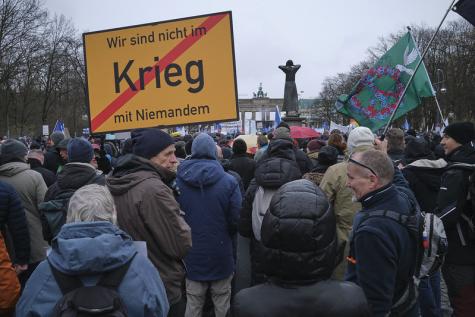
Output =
[
  {"x1": 345, "y1": 149, "x2": 418, "y2": 317},
  {"x1": 177, "y1": 133, "x2": 241, "y2": 317}
]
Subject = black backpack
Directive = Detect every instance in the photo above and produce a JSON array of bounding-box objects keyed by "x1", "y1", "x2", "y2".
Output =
[
  {"x1": 48, "y1": 254, "x2": 136, "y2": 317},
  {"x1": 438, "y1": 163, "x2": 475, "y2": 245},
  {"x1": 39, "y1": 189, "x2": 76, "y2": 243}
]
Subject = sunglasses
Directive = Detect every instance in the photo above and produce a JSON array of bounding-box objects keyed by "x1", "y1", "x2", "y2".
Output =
[{"x1": 348, "y1": 157, "x2": 377, "y2": 176}]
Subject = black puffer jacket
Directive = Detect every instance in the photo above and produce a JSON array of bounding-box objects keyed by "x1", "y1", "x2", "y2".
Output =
[
  {"x1": 232, "y1": 180, "x2": 370, "y2": 317},
  {"x1": 239, "y1": 139, "x2": 301, "y2": 284}
]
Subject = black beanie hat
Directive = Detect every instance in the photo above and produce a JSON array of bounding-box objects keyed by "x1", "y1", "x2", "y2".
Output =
[
  {"x1": 0, "y1": 139, "x2": 28, "y2": 164},
  {"x1": 67, "y1": 138, "x2": 94, "y2": 163},
  {"x1": 444, "y1": 121, "x2": 475, "y2": 145},
  {"x1": 232, "y1": 139, "x2": 247, "y2": 155},
  {"x1": 132, "y1": 128, "x2": 174, "y2": 159}
]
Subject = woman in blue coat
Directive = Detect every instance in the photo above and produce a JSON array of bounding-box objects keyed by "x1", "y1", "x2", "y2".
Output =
[{"x1": 16, "y1": 184, "x2": 169, "y2": 317}]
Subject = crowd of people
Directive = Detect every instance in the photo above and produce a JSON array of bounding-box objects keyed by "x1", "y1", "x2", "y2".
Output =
[{"x1": 0, "y1": 120, "x2": 474, "y2": 317}]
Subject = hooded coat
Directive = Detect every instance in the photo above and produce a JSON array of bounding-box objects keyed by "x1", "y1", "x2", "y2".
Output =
[
  {"x1": 106, "y1": 154, "x2": 191, "y2": 304},
  {"x1": 177, "y1": 134, "x2": 241, "y2": 281},
  {"x1": 16, "y1": 221, "x2": 169, "y2": 317},
  {"x1": 239, "y1": 139, "x2": 302, "y2": 283},
  {"x1": 0, "y1": 162, "x2": 47, "y2": 264},
  {"x1": 232, "y1": 180, "x2": 370, "y2": 317}
]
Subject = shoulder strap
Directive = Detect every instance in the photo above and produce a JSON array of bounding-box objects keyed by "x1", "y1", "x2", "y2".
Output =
[
  {"x1": 48, "y1": 259, "x2": 83, "y2": 294},
  {"x1": 98, "y1": 252, "x2": 137, "y2": 288}
]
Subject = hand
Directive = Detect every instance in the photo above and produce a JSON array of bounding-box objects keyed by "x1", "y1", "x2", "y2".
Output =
[
  {"x1": 374, "y1": 138, "x2": 388, "y2": 153},
  {"x1": 14, "y1": 263, "x2": 28, "y2": 275}
]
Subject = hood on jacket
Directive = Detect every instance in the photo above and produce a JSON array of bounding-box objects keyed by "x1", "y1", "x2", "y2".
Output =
[
  {"x1": 261, "y1": 179, "x2": 338, "y2": 283},
  {"x1": 107, "y1": 154, "x2": 175, "y2": 196},
  {"x1": 178, "y1": 159, "x2": 224, "y2": 188},
  {"x1": 267, "y1": 139, "x2": 296, "y2": 161},
  {"x1": 48, "y1": 221, "x2": 136, "y2": 274},
  {"x1": 0, "y1": 161, "x2": 30, "y2": 177},
  {"x1": 56, "y1": 163, "x2": 98, "y2": 190},
  {"x1": 191, "y1": 133, "x2": 216, "y2": 160}
]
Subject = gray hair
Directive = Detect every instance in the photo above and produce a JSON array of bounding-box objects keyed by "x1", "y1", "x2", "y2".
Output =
[
  {"x1": 352, "y1": 150, "x2": 394, "y2": 185},
  {"x1": 67, "y1": 184, "x2": 117, "y2": 224}
]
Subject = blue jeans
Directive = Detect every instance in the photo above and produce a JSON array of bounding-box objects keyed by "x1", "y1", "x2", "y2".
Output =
[{"x1": 418, "y1": 270, "x2": 442, "y2": 317}]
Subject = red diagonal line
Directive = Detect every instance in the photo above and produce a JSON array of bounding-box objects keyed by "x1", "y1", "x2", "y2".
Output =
[{"x1": 91, "y1": 13, "x2": 228, "y2": 132}]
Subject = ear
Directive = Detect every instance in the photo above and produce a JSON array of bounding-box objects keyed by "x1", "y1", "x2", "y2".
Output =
[{"x1": 368, "y1": 174, "x2": 379, "y2": 188}]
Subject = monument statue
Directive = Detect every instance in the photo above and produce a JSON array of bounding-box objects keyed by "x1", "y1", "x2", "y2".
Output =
[{"x1": 279, "y1": 60, "x2": 301, "y2": 116}]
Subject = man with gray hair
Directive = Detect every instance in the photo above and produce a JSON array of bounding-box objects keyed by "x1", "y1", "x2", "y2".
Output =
[
  {"x1": 17, "y1": 184, "x2": 169, "y2": 317},
  {"x1": 345, "y1": 150, "x2": 419, "y2": 317}
]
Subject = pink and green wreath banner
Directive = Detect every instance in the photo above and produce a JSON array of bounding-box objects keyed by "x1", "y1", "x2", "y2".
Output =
[{"x1": 336, "y1": 32, "x2": 435, "y2": 132}]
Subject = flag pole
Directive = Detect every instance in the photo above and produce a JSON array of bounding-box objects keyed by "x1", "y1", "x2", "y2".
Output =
[
  {"x1": 381, "y1": 0, "x2": 457, "y2": 139},
  {"x1": 433, "y1": 96, "x2": 447, "y2": 127}
]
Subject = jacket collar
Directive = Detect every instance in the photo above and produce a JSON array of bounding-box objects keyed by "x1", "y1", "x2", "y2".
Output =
[{"x1": 359, "y1": 183, "x2": 394, "y2": 209}]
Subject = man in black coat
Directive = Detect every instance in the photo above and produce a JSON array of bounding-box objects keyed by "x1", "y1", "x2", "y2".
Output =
[
  {"x1": 232, "y1": 180, "x2": 370, "y2": 317},
  {"x1": 346, "y1": 150, "x2": 419, "y2": 317},
  {"x1": 435, "y1": 121, "x2": 475, "y2": 316},
  {"x1": 43, "y1": 132, "x2": 65, "y2": 174},
  {"x1": 27, "y1": 150, "x2": 56, "y2": 187},
  {"x1": 229, "y1": 139, "x2": 256, "y2": 191}
]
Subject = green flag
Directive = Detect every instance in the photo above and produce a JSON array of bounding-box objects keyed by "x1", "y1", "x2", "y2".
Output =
[{"x1": 335, "y1": 32, "x2": 435, "y2": 132}]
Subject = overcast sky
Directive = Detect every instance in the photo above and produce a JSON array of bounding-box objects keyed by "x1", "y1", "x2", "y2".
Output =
[{"x1": 43, "y1": 0, "x2": 460, "y2": 99}]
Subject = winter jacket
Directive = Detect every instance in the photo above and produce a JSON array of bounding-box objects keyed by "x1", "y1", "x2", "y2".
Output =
[
  {"x1": 221, "y1": 159, "x2": 245, "y2": 200},
  {"x1": 402, "y1": 158, "x2": 447, "y2": 212},
  {"x1": 27, "y1": 158, "x2": 56, "y2": 187},
  {"x1": 0, "y1": 181, "x2": 29, "y2": 264},
  {"x1": 106, "y1": 154, "x2": 192, "y2": 304},
  {"x1": 319, "y1": 145, "x2": 378, "y2": 280},
  {"x1": 177, "y1": 139, "x2": 241, "y2": 281},
  {"x1": 346, "y1": 184, "x2": 418, "y2": 317},
  {"x1": 239, "y1": 139, "x2": 301, "y2": 283},
  {"x1": 43, "y1": 148, "x2": 63, "y2": 174},
  {"x1": 0, "y1": 232, "x2": 20, "y2": 313},
  {"x1": 232, "y1": 180, "x2": 370, "y2": 317},
  {"x1": 435, "y1": 144, "x2": 475, "y2": 265},
  {"x1": 16, "y1": 221, "x2": 169, "y2": 317},
  {"x1": 259, "y1": 139, "x2": 313, "y2": 174},
  {"x1": 387, "y1": 148, "x2": 405, "y2": 164},
  {"x1": 0, "y1": 162, "x2": 47, "y2": 264},
  {"x1": 44, "y1": 162, "x2": 105, "y2": 202},
  {"x1": 229, "y1": 153, "x2": 256, "y2": 191}
]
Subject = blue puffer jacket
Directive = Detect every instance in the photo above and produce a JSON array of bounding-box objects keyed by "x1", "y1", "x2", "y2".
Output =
[
  {"x1": 177, "y1": 134, "x2": 241, "y2": 281},
  {"x1": 16, "y1": 221, "x2": 169, "y2": 317}
]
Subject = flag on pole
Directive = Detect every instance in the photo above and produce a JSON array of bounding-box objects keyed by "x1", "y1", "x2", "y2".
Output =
[
  {"x1": 453, "y1": 0, "x2": 475, "y2": 27},
  {"x1": 53, "y1": 120, "x2": 65, "y2": 133},
  {"x1": 273, "y1": 105, "x2": 282, "y2": 128},
  {"x1": 335, "y1": 32, "x2": 435, "y2": 132}
]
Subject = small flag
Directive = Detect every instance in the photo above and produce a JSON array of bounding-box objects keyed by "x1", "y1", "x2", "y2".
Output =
[
  {"x1": 53, "y1": 120, "x2": 65, "y2": 133},
  {"x1": 336, "y1": 32, "x2": 435, "y2": 132},
  {"x1": 453, "y1": 0, "x2": 475, "y2": 27},
  {"x1": 274, "y1": 105, "x2": 282, "y2": 128}
]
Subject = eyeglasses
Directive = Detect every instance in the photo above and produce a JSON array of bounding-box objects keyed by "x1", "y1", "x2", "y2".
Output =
[{"x1": 348, "y1": 157, "x2": 377, "y2": 176}]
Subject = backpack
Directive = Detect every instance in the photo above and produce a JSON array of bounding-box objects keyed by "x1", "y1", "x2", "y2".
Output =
[
  {"x1": 48, "y1": 253, "x2": 136, "y2": 317},
  {"x1": 40, "y1": 174, "x2": 105, "y2": 243},
  {"x1": 438, "y1": 163, "x2": 475, "y2": 245},
  {"x1": 39, "y1": 189, "x2": 76, "y2": 243},
  {"x1": 251, "y1": 186, "x2": 278, "y2": 241}
]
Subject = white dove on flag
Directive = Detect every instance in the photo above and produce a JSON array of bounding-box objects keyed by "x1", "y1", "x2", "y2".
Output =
[{"x1": 395, "y1": 45, "x2": 418, "y2": 76}]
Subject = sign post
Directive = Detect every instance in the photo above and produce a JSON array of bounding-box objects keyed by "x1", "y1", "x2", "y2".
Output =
[{"x1": 83, "y1": 11, "x2": 238, "y2": 134}]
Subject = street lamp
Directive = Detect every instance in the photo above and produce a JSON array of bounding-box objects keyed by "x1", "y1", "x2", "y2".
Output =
[{"x1": 434, "y1": 68, "x2": 447, "y2": 94}]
